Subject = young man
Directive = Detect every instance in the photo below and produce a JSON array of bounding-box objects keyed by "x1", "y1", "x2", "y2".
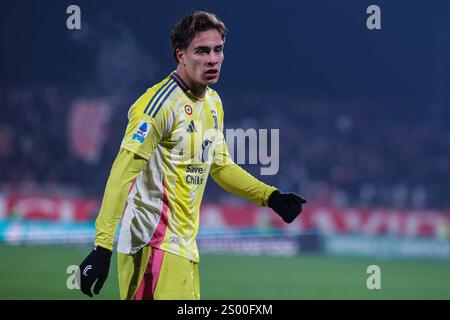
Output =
[{"x1": 78, "y1": 11, "x2": 306, "y2": 300}]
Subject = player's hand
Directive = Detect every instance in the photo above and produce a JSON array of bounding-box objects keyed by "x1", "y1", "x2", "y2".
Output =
[
  {"x1": 77, "y1": 245, "x2": 112, "y2": 297},
  {"x1": 268, "y1": 190, "x2": 307, "y2": 223}
]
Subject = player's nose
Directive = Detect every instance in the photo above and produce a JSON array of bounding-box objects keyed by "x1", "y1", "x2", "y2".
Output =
[{"x1": 207, "y1": 52, "x2": 219, "y2": 65}]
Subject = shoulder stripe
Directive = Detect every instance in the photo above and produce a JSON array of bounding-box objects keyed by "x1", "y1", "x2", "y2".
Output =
[
  {"x1": 143, "y1": 79, "x2": 174, "y2": 115},
  {"x1": 146, "y1": 80, "x2": 176, "y2": 116},
  {"x1": 150, "y1": 82, "x2": 178, "y2": 118}
]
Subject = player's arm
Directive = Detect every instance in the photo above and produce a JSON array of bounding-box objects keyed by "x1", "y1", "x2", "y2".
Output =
[
  {"x1": 78, "y1": 88, "x2": 168, "y2": 297},
  {"x1": 95, "y1": 91, "x2": 166, "y2": 250},
  {"x1": 93, "y1": 148, "x2": 146, "y2": 251},
  {"x1": 209, "y1": 129, "x2": 276, "y2": 206},
  {"x1": 210, "y1": 121, "x2": 306, "y2": 224},
  {"x1": 76, "y1": 148, "x2": 145, "y2": 298}
]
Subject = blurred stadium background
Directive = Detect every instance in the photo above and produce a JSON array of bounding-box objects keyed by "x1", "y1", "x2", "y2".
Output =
[{"x1": 1, "y1": 0, "x2": 450, "y2": 299}]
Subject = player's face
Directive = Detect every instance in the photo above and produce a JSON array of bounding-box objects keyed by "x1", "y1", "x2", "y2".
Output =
[{"x1": 181, "y1": 29, "x2": 224, "y2": 86}]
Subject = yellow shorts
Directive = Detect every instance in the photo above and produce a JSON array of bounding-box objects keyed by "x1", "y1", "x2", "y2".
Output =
[{"x1": 117, "y1": 245, "x2": 200, "y2": 300}]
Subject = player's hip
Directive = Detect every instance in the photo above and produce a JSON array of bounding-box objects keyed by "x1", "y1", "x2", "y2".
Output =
[{"x1": 117, "y1": 245, "x2": 200, "y2": 300}]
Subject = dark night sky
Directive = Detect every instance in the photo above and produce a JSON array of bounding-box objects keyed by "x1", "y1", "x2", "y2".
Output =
[{"x1": 1, "y1": 0, "x2": 449, "y2": 100}]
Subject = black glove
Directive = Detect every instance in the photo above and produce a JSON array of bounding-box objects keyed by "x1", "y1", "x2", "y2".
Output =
[
  {"x1": 268, "y1": 190, "x2": 307, "y2": 223},
  {"x1": 77, "y1": 245, "x2": 112, "y2": 297}
]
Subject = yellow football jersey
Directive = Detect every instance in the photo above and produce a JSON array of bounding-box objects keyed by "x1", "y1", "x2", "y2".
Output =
[{"x1": 95, "y1": 72, "x2": 277, "y2": 262}]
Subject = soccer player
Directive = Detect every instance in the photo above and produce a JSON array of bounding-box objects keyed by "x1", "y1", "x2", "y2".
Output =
[{"x1": 78, "y1": 11, "x2": 307, "y2": 300}]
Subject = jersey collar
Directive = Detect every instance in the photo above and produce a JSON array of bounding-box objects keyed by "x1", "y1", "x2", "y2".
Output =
[
  {"x1": 170, "y1": 72, "x2": 189, "y2": 92},
  {"x1": 170, "y1": 71, "x2": 208, "y2": 101}
]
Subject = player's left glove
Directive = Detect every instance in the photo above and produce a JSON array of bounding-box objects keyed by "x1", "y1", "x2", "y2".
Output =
[{"x1": 268, "y1": 190, "x2": 307, "y2": 223}]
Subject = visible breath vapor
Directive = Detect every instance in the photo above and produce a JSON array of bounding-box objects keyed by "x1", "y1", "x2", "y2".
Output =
[{"x1": 69, "y1": 13, "x2": 160, "y2": 97}]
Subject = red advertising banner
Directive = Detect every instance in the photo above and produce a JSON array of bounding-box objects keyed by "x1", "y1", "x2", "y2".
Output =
[
  {"x1": 200, "y1": 204, "x2": 450, "y2": 238},
  {"x1": 4, "y1": 195, "x2": 100, "y2": 221},
  {"x1": 1, "y1": 195, "x2": 449, "y2": 238}
]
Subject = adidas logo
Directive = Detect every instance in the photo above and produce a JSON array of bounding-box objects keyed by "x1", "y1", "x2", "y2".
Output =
[{"x1": 186, "y1": 120, "x2": 197, "y2": 133}]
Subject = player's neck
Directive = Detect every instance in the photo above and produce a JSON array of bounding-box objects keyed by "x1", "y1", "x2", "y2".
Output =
[{"x1": 175, "y1": 67, "x2": 207, "y2": 99}]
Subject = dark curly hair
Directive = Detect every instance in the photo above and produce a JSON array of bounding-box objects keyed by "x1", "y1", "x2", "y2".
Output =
[{"x1": 170, "y1": 11, "x2": 227, "y2": 63}]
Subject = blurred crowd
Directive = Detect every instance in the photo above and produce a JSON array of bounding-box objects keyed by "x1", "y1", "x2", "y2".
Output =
[{"x1": 0, "y1": 86, "x2": 449, "y2": 209}]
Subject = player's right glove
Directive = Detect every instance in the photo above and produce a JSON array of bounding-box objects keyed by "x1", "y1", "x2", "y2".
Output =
[
  {"x1": 77, "y1": 245, "x2": 112, "y2": 297},
  {"x1": 268, "y1": 190, "x2": 307, "y2": 223}
]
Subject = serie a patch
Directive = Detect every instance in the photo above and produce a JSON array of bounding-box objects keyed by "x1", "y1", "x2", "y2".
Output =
[{"x1": 132, "y1": 120, "x2": 150, "y2": 143}]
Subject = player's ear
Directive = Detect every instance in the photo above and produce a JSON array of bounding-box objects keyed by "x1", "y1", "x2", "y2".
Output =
[{"x1": 176, "y1": 48, "x2": 186, "y2": 66}]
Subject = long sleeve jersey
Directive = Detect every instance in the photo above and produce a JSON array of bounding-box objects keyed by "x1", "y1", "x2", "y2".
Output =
[{"x1": 94, "y1": 72, "x2": 277, "y2": 262}]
